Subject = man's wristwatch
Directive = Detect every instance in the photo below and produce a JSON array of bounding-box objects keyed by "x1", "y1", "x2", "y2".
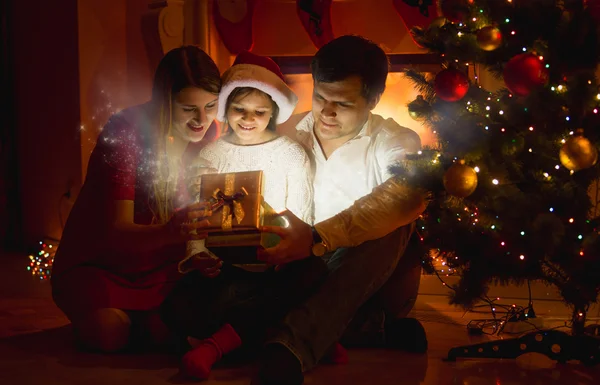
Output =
[{"x1": 311, "y1": 227, "x2": 329, "y2": 257}]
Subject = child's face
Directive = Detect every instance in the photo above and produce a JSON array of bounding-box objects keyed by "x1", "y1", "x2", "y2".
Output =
[{"x1": 226, "y1": 90, "x2": 274, "y2": 145}]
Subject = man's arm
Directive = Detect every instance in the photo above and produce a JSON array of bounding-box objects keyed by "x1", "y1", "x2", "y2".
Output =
[{"x1": 314, "y1": 176, "x2": 427, "y2": 251}]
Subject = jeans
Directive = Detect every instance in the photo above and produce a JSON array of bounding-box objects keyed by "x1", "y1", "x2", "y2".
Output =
[
  {"x1": 160, "y1": 257, "x2": 328, "y2": 351},
  {"x1": 266, "y1": 223, "x2": 418, "y2": 371}
]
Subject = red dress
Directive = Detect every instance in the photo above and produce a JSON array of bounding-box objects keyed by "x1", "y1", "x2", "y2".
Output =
[{"x1": 51, "y1": 103, "x2": 219, "y2": 320}]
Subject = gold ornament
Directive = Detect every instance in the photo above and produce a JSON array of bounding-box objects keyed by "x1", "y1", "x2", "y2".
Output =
[
  {"x1": 477, "y1": 26, "x2": 503, "y2": 51},
  {"x1": 407, "y1": 95, "x2": 431, "y2": 121},
  {"x1": 559, "y1": 130, "x2": 598, "y2": 171},
  {"x1": 443, "y1": 160, "x2": 478, "y2": 198}
]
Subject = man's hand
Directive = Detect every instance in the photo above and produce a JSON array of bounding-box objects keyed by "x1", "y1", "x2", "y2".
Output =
[{"x1": 257, "y1": 210, "x2": 313, "y2": 264}]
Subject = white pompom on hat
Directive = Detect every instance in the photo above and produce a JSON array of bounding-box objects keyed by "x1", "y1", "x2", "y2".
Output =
[{"x1": 217, "y1": 51, "x2": 298, "y2": 124}]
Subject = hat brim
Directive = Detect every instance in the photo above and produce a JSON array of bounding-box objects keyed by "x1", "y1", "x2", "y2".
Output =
[{"x1": 217, "y1": 64, "x2": 298, "y2": 125}]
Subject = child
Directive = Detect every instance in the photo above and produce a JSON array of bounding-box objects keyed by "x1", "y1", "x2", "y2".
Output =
[{"x1": 172, "y1": 51, "x2": 321, "y2": 379}]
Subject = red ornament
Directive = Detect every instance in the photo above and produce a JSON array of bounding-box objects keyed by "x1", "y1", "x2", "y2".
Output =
[
  {"x1": 434, "y1": 69, "x2": 469, "y2": 102},
  {"x1": 503, "y1": 53, "x2": 548, "y2": 96},
  {"x1": 440, "y1": 0, "x2": 472, "y2": 23}
]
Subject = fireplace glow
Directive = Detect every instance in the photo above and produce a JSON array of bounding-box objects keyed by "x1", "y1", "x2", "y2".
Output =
[{"x1": 286, "y1": 72, "x2": 436, "y2": 147}]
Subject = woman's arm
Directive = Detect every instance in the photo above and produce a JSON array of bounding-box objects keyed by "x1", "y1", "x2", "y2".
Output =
[{"x1": 107, "y1": 200, "x2": 175, "y2": 254}]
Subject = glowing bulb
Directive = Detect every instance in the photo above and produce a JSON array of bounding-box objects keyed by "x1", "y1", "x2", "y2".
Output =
[
  {"x1": 569, "y1": 218, "x2": 574, "y2": 223},
  {"x1": 520, "y1": 255, "x2": 525, "y2": 260},
  {"x1": 555, "y1": 165, "x2": 560, "y2": 169},
  {"x1": 492, "y1": 179, "x2": 499, "y2": 185},
  {"x1": 529, "y1": 126, "x2": 534, "y2": 131},
  {"x1": 501, "y1": 242, "x2": 505, "y2": 246},
  {"x1": 474, "y1": 166, "x2": 480, "y2": 172},
  {"x1": 549, "y1": 207, "x2": 554, "y2": 212}
]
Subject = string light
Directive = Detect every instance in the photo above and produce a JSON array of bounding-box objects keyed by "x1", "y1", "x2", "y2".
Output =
[{"x1": 27, "y1": 240, "x2": 57, "y2": 281}]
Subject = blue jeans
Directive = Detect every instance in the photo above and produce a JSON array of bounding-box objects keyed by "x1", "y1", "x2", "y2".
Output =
[{"x1": 266, "y1": 223, "x2": 418, "y2": 371}]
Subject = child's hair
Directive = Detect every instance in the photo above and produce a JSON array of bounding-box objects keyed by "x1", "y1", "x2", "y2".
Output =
[{"x1": 225, "y1": 87, "x2": 280, "y2": 132}]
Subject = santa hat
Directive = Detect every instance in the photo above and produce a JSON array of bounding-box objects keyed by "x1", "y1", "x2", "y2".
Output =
[{"x1": 217, "y1": 51, "x2": 298, "y2": 124}]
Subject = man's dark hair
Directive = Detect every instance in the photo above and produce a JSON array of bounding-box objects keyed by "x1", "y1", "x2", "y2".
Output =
[{"x1": 311, "y1": 35, "x2": 389, "y2": 102}]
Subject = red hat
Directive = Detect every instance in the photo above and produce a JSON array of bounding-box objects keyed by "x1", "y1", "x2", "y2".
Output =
[{"x1": 217, "y1": 51, "x2": 298, "y2": 124}]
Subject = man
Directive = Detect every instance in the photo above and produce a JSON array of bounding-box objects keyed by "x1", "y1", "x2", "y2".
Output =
[{"x1": 255, "y1": 35, "x2": 428, "y2": 385}]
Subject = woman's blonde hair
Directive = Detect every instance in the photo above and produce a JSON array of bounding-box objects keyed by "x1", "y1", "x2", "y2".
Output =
[{"x1": 149, "y1": 46, "x2": 221, "y2": 224}]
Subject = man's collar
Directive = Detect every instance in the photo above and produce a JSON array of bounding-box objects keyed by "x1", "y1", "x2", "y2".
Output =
[{"x1": 296, "y1": 112, "x2": 373, "y2": 139}]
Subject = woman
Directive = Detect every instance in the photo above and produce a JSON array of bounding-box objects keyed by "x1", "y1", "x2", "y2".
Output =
[{"x1": 51, "y1": 46, "x2": 221, "y2": 353}]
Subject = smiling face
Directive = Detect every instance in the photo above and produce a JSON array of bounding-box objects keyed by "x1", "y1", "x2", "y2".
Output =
[
  {"x1": 171, "y1": 86, "x2": 219, "y2": 143},
  {"x1": 312, "y1": 75, "x2": 377, "y2": 146},
  {"x1": 226, "y1": 88, "x2": 276, "y2": 145}
]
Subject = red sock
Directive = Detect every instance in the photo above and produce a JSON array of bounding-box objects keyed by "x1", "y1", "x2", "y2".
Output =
[
  {"x1": 181, "y1": 324, "x2": 242, "y2": 379},
  {"x1": 296, "y1": 0, "x2": 335, "y2": 48},
  {"x1": 392, "y1": 0, "x2": 439, "y2": 47},
  {"x1": 322, "y1": 342, "x2": 348, "y2": 365},
  {"x1": 212, "y1": 0, "x2": 258, "y2": 54}
]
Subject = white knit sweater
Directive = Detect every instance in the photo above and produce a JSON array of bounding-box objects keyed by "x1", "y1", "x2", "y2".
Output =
[{"x1": 181, "y1": 135, "x2": 313, "y2": 271}]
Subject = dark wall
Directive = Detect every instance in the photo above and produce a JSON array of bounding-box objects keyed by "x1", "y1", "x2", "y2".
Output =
[
  {"x1": 8, "y1": 0, "x2": 82, "y2": 249},
  {"x1": 1, "y1": 0, "x2": 20, "y2": 250}
]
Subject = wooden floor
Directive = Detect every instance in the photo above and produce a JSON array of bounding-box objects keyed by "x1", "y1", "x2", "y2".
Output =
[{"x1": 1, "y1": 251, "x2": 599, "y2": 385}]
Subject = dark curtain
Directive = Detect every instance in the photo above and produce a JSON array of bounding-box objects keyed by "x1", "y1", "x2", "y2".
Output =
[{"x1": 0, "y1": 0, "x2": 22, "y2": 250}]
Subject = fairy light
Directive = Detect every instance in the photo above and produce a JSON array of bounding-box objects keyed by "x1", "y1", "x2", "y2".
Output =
[
  {"x1": 529, "y1": 126, "x2": 534, "y2": 131},
  {"x1": 520, "y1": 255, "x2": 525, "y2": 260},
  {"x1": 27, "y1": 240, "x2": 57, "y2": 281},
  {"x1": 492, "y1": 179, "x2": 499, "y2": 185},
  {"x1": 569, "y1": 218, "x2": 574, "y2": 223},
  {"x1": 474, "y1": 166, "x2": 480, "y2": 172}
]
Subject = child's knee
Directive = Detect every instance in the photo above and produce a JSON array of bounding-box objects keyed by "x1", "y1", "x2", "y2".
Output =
[{"x1": 73, "y1": 308, "x2": 132, "y2": 352}]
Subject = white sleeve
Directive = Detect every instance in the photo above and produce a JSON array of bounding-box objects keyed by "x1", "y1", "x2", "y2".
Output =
[
  {"x1": 180, "y1": 239, "x2": 208, "y2": 274},
  {"x1": 376, "y1": 121, "x2": 421, "y2": 181},
  {"x1": 283, "y1": 142, "x2": 314, "y2": 224}
]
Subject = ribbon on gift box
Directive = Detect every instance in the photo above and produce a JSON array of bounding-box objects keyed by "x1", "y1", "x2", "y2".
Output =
[{"x1": 209, "y1": 173, "x2": 249, "y2": 230}]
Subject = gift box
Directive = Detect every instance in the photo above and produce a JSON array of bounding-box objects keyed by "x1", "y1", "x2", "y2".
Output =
[{"x1": 199, "y1": 170, "x2": 282, "y2": 253}]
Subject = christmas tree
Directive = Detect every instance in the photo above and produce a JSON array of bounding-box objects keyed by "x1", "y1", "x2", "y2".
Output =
[{"x1": 394, "y1": 0, "x2": 600, "y2": 336}]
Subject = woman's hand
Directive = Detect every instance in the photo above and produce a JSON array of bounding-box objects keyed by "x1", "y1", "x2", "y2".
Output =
[{"x1": 164, "y1": 201, "x2": 213, "y2": 244}]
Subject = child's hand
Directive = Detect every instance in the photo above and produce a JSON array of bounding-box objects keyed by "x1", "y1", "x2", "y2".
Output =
[{"x1": 188, "y1": 251, "x2": 223, "y2": 278}]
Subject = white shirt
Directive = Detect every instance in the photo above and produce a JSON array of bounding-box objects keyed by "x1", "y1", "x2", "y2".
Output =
[{"x1": 281, "y1": 112, "x2": 421, "y2": 224}]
